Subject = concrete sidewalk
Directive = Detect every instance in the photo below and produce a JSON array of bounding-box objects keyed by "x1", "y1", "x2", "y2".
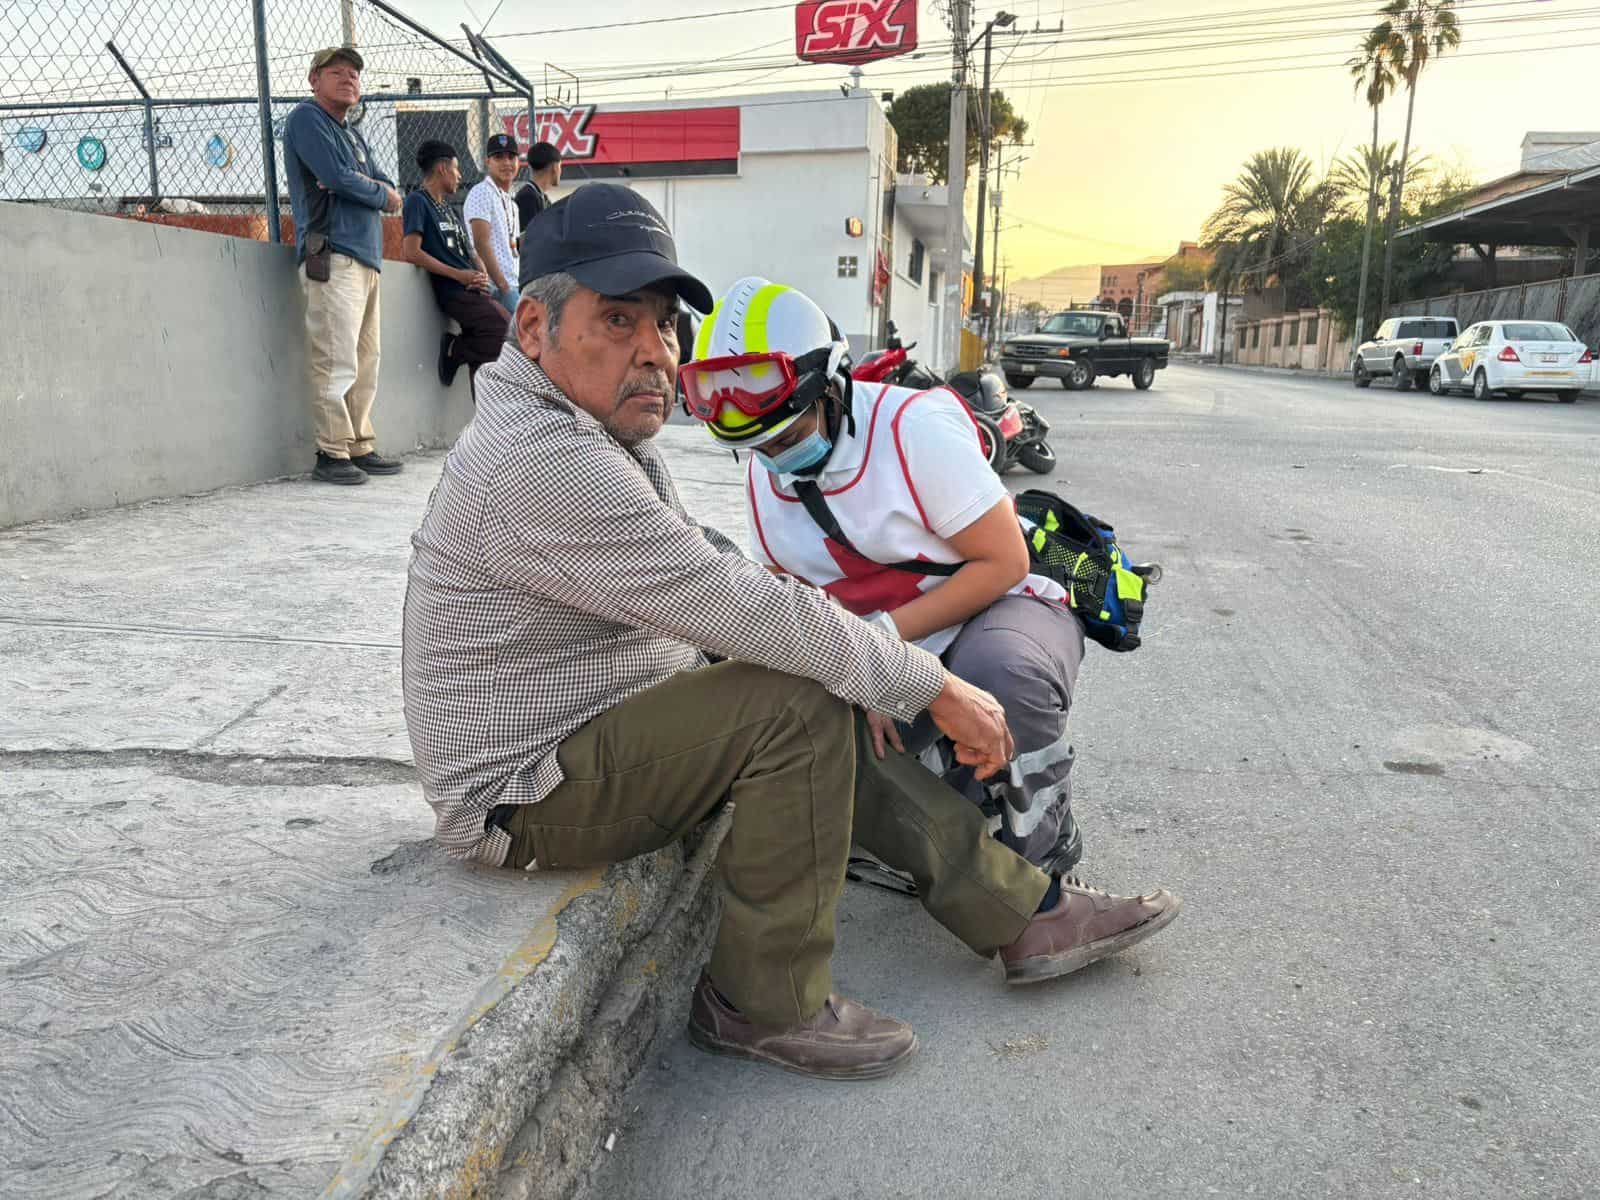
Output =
[{"x1": 0, "y1": 428, "x2": 748, "y2": 1199}]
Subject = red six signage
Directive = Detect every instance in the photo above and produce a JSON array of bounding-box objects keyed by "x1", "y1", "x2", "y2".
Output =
[
  {"x1": 499, "y1": 106, "x2": 740, "y2": 166},
  {"x1": 505, "y1": 106, "x2": 599, "y2": 159},
  {"x1": 795, "y1": 0, "x2": 919, "y2": 65}
]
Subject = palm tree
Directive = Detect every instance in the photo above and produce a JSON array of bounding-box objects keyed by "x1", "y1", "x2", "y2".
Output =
[
  {"x1": 1374, "y1": 0, "x2": 1462, "y2": 313},
  {"x1": 1201, "y1": 147, "x2": 1321, "y2": 291},
  {"x1": 1348, "y1": 28, "x2": 1397, "y2": 346},
  {"x1": 1330, "y1": 143, "x2": 1434, "y2": 218},
  {"x1": 1331, "y1": 143, "x2": 1393, "y2": 216}
]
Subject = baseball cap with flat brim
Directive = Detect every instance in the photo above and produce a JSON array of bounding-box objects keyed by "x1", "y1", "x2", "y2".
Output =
[
  {"x1": 310, "y1": 46, "x2": 364, "y2": 72},
  {"x1": 518, "y1": 183, "x2": 712, "y2": 313}
]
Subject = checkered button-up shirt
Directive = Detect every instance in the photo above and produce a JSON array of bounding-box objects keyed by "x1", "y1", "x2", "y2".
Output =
[{"x1": 402, "y1": 345, "x2": 948, "y2": 866}]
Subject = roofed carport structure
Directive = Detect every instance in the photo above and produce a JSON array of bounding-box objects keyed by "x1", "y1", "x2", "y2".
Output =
[{"x1": 1398, "y1": 164, "x2": 1600, "y2": 286}]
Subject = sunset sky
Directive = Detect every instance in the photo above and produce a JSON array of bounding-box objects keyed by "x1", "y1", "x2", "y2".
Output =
[{"x1": 407, "y1": 0, "x2": 1598, "y2": 278}]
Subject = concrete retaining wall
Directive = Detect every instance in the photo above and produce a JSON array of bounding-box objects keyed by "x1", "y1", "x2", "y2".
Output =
[{"x1": 0, "y1": 201, "x2": 473, "y2": 529}]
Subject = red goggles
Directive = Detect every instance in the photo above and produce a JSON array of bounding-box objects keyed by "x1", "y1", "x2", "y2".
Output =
[{"x1": 679, "y1": 352, "x2": 802, "y2": 424}]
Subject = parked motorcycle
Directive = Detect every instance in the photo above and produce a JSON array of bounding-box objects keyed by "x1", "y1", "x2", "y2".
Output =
[{"x1": 853, "y1": 323, "x2": 1057, "y2": 475}]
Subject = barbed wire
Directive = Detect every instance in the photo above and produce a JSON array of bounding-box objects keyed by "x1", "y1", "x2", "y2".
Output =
[{"x1": 0, "y1": 0, "x2": 530, "y2": 228}]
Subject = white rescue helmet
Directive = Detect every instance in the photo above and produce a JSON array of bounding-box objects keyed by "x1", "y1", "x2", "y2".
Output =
[{"x1": 681, "y1": 276, "x2": 851, "y2": 449}]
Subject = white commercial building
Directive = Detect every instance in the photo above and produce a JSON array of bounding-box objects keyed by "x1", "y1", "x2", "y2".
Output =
[{"x1": 500, "y1": 89, "x2": 970, "y2": 363}]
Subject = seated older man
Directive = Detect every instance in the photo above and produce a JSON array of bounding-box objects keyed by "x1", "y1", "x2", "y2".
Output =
[{"x1": 401, "y1": 184, "x2": 1178, "y2": 1080}]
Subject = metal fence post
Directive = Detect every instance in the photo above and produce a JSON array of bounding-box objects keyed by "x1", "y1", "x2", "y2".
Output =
[
  {"x1": 251, "y1": 0, "x2": 281, "y2": 243},
  {"x1": 105, "y1": 42, "x2": 159, "y2": 204}
]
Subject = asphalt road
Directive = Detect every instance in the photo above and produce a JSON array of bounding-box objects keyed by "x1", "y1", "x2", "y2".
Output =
[{"x1": 592, "y1": 364, "x2": 1600, "y2": 1200}]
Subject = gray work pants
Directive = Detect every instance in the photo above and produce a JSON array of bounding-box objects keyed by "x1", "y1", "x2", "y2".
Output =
[{"x1": 905, "y1": 595, "x2": 1086, "y2": 869}]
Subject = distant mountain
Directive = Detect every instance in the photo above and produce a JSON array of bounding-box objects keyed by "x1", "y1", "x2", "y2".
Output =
[{"x1": 1007, "y1": 263, "x2": 1106, "y2": 310}]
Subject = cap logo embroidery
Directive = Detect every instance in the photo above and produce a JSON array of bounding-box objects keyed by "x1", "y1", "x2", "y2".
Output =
[{"x1": 603, "y1": 209, "x2": 672, "y2": 237}]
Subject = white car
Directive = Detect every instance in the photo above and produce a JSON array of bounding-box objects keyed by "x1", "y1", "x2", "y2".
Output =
[{"x1": 1428, "y1": 320, "x2": 1593, "y2": 402}]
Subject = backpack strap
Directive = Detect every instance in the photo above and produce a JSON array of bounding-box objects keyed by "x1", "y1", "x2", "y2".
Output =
[{"x1": 791, "y1": 479, "x2": 961, "y2": 577}]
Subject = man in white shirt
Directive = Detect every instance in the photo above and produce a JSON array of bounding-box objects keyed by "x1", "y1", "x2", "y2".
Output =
[{"x1": 464, "y1": 133, "x2": 522, "y2": 313}]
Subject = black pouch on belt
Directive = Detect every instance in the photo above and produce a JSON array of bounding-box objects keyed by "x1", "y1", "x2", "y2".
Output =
[{"x1": 304, "y1": 232, "x2": 331, "y2": 282}]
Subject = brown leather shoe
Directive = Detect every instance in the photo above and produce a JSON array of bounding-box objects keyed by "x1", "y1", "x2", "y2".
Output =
[
  {"x1": 686, "y1": 972, "x2": 918, "y2": 1081},
  {"x1": 1000, "y1": 876, "x2": 1181, "y2": 985}
]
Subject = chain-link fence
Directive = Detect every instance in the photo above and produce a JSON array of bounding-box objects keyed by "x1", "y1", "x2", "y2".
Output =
[{"x1": 0, "y1": 0, "x2": 532, "y2": 240}]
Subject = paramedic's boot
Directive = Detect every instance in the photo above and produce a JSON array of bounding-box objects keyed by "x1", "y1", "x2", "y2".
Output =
[
  {"x1": 1037, "y1": 808, "x2": 1083, "y2": 876},
  {"x1": 1000, "y1": 877, "x2": 1181, "y2": 985},
  {"x1": 686, "y1": 972, "x2": 918, "y2": 1080}
]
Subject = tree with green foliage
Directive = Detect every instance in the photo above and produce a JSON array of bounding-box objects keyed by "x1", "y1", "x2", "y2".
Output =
[
  {"x1": 1160, "y1": 255, "x2": 1211, "y2": 293},
  {"x1": 1373, "y1": 0, "x2": 1462, "y2": 312},
  {"x1": 887, "y1": 83, "x2": 1029, "y2": 183},
  {"x1": 1201, "y1": 147, "x2": 1326, "y2": 292},
  {"x1": 1329, "y1": 143, "x2": 1439, "y2": 219},
  {"x1": 1308, "y1": 166, "x2": 1472, "y2": 328}
]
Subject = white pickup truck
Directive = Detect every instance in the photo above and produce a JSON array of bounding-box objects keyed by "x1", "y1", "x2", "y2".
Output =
[{"x1": 1353, "y1": 316, "x2": 1461, "y2": 391}]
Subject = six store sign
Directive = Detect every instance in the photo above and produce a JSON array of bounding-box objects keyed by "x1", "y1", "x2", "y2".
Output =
[
  {"x1": 498, "y1": 105, "x2": 740, "y2": 167},
  {"x1": 794, "y1": 0, "x2": 919, "y2": 65}
]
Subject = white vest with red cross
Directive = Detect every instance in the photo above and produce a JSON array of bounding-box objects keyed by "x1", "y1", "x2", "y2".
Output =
[{"x1": 744, "y1": 379, "x2": 1068, "y2": 656}]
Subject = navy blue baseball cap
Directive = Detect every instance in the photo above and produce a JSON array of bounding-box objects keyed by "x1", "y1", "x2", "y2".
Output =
[
  {"x1": 518, "y1": 183, "x2": 712, "y2": 313},
  {"x1": 485, "y1": 132, "x2": 518, "y2": 158}
]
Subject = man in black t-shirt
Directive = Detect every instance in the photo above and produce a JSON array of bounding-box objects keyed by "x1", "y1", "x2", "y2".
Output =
[
  {"x1": 401, "y1": 139, "x2": 511, "y2": 388},
  {"x1": 514, "y1": 141, "x2": 562, "y2": 234}
]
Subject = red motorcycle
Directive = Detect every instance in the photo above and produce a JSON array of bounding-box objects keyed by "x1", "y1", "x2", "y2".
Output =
[{"x1": 853, "y1": 323, "x2": 1056, "y2": 475}]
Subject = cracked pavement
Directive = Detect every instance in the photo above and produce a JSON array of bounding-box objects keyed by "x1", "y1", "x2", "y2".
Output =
[{"x1": 0, "y1": 435, "x2": 751, "y2": 1199}]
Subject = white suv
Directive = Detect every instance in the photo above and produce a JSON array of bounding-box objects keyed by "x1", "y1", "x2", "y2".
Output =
[{"x1": 1353, "y1": 316, "x2": 1461, "y2": 391}]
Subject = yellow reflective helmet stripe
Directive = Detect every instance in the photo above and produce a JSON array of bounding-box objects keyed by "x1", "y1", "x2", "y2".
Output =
[
  {"x1": 742, "y1": 283, "x2": 791, "y2": 384},
  {"x1": 744, "y1": 283, "x2": 791, "y2": 353}
]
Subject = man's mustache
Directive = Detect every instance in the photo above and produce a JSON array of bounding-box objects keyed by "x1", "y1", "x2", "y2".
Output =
[{"x1": 618, "y1": 373, "x2": 672, "y2": 401}]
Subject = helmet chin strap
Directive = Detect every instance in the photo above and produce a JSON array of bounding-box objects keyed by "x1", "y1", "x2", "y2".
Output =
[{"x1": 832, "y1": 370, "x2": 856, "y2": 439}]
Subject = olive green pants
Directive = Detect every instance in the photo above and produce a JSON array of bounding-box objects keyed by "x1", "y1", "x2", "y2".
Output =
[{"x1": 504, "y1": 661, "x2": 1048, "y2": 1029}]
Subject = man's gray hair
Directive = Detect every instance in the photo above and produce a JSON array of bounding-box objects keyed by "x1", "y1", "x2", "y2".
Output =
[{"x1": 520, "y1": 271, "x2": 579, "y2": 338}]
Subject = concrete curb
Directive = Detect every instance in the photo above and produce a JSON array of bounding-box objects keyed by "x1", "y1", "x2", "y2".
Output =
[
  {"x1": 326, "y1": 811, "x2": 729, "y2": 1200},
  {"x1": 500, "y1": 812, "x2": 728, "y2": 1200}
]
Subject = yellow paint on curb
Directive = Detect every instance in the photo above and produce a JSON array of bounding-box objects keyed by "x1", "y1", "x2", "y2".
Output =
[{"x1": 321, "y1": 867, "x2": 606, "y2": 1200}]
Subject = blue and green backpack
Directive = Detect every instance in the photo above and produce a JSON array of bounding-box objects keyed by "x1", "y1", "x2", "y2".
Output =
[
  {"x1": 1012, "y1": 490, "x2": 1155, "y2": 652},
  {"x1": 792, "y1": 482, "x2": 1157, "y2": 653}
]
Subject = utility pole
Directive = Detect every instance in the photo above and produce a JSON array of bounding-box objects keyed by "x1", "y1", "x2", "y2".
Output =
[
  {"x1": 986, "y1": 141, "x2": 1029, "y2": 353},
  {"x1": 989, "y1": 190, "x2": 1002, "y2": 353},
  {"x1": 940, "y1": 1, "x2": 970, "y2": 374},
  {"x1": 341, "y1": 0, "x2": 356, "y2": 47},
  {"x1": 971, "y1": 28, "x2": 992, "y2": 343},
  {"x1": 969, "y1": 12, "x2": 1017, "y2": 351},
  {"x1": 1352, "y1": 167, "x2": 1383, "y2": 360},
  {"x1": 1216, "y1": 273, "x2": 1229, "y2": 365}
]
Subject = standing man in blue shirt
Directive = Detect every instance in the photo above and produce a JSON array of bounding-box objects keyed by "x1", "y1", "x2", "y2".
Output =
[{"x1": 282, "y1": 46, "x2": 406, "y2": 485}]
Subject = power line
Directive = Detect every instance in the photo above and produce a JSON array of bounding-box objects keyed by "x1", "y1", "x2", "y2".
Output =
[
  {"x1": 564, "y1": 7, "x2": 1598, "y2": 102},
  {"x1": 485, "y1": 3, "x2": 794, "y2": 41},
  {"x1": 533, "y1": 0, "x2": 1577, "y2": 100}
]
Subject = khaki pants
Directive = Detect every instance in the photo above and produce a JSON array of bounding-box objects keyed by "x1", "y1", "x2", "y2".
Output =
[
  {"x1": 302, "y1": 253, "x2": 380, "y2": 459},
  {"x1": 504, "y1": 662, "x2": 1048, "y2": 1029}
]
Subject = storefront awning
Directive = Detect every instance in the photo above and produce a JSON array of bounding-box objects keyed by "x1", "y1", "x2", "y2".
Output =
[{"x1": 1399, "y1": 165, "x2": 1600, "y2": 247}]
